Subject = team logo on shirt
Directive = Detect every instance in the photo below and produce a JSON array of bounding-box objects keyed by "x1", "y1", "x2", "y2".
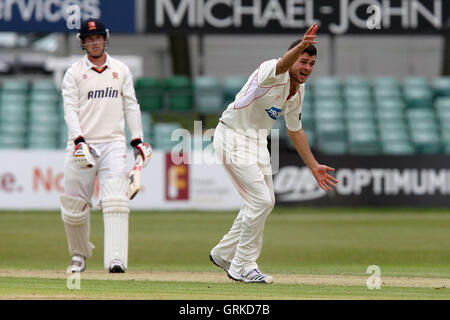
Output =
[
  {"x1": 265, "y1": 106, "x2": 281, "y2": 120},
  {"x1": 112, "y1": 72, "x2": 119, "y2": 79},
  {"x1": 88, "y1": 87, "x2": 119, "y2": 99}
]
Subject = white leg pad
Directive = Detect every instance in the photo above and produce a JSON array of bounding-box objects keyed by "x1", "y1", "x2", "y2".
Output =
[
  {"x1": 60, "y1": 194, "x2": 94, "y2": 259},
  {"x1": 101, "y1": 178, "x2": 130, "y2": 270}
]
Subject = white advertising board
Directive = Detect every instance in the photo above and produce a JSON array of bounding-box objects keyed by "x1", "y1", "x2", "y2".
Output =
[{"x1": 0, "y1": 150, "x2": 242, "y2": 211}]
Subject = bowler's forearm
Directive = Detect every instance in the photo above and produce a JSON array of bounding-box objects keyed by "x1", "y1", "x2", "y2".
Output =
[
  {"x1": 287, "y1": 129, "x2": 319, "y2": 170},
  {"x1": 276, "y1": 43, "x2": 308, "y2": 75}
]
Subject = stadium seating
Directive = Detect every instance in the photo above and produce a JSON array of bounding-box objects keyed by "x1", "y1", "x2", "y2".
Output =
[
  {"x1": 313, "y1": 76, "x2": 341, "y2": 99},
  {"x1": 313, "y1": 76, "x2": 341, "y2": 90},
  {"x1": 3, "y1": 75, "x2": 450, "y2": 154},
  {"x1": 435, "y1": 96, "x2": 450, "y2": 112},
  {"x1": 315, "y1": 120, "x2": 347, "y2": 154},
  {"x1": 344, "y1": 86, "x2": 371, "y2": 101},
  {"x1": 300, "y1": 107, "x2": 314, "y2": 132},
  {"x1": 30, "y1": 79, "x2": 58, "y2": 92},
  {"x1": 135, "y1": 77, "x2": 165, "y2": 112},
  {"x1": 374, "y1": 86, "x2": 403, "y2": 100},
  {"x1": 165, "y1": 75, "x2": 193, "y2": 112},
  {"x1": 403, "y1": 87, "x2": 434, "y2": 109},
  {"x1": 0, "y1": 92, "x2": 27, "y2": 106},
  {"x1": 222, "y1": 76, "x2": 247, "y2": 108},
  {"x1": 152, "y1": 122, "x2": 184, "y2": 151},
  {"x1": 374, "y1": 77, "x2": 401, "y2": 89},
  {"x1": 344, "y1": 76, "x2": 371, "y2": 89},
  {"x1": 193, "y1": 76, "x2": 224, "y2": 115},
  {"x1": 59, "y1": 122, "x2": 68, "y2": 149},
  {"x1": 381, "y1": 141, "x2": 415, "y2": 155},
  {"x1": 0, "y1": 134, "x2": 26, "y2": 149},
  {"x1": 432, "y1": 77, "x2": 450, "y2": 97},
  {"x1": 403, "y1": 76, "x2": 429, "y2": 88},
  {"x1": 1, "y1": 79, "x2": 29, "y2": 92}
]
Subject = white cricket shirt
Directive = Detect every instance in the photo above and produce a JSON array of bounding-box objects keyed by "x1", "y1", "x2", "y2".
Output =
[
  {"x1": 219, "y1": 58, "x2": 304, "y2": 139},
  {"x1": 62, "y1": 53, "x2": 143, "y2": 146}
]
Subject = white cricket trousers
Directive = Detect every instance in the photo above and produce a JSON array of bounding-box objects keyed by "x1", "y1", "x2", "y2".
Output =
[
  {"x1": 62, "y1": 140, "x2": 128, "y2": 259},
  {"x1": 212, "y1": 122, "x2": 275, "y2": 275},
  {"x1": 63, "y1": 141, "x2": 128, "y2": 206}
]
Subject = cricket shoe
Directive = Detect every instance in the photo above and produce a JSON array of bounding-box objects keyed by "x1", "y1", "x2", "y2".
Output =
[
  {"x1": 108, "y1": 260, "x2": 126, "y2": 273},
  {"x1": 209, "y1": 251, "x2": 231, "y2": 272},
  {"x1": 227, "y1": 268, "x2": 273, "y2": 284},
  {"x1": 69, "y1": 255, "x2": 86, "y2": 273}
]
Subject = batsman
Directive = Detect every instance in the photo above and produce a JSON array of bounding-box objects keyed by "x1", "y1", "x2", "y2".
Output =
[{"x1": 60, "y1": 18, "x2": 152, "y2": 273}]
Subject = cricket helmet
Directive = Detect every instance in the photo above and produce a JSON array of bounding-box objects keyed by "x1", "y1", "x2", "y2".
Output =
[{"x1": 76, "y1": 18, "x2": 109, "y2": 41}]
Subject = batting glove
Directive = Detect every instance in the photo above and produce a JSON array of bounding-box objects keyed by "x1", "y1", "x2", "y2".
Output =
[
  {"x1": 73, "y1": 137, "x2": 97, "y2": 169},
  {"x1": 131, "y1": 138, "x2": 152, "y2": 168}
]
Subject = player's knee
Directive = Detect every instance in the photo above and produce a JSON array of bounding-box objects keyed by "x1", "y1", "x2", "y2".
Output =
[
  {"x1": 254, "y1": 195, "x2": 275, "y2": 212},
  {"x1": 264, "y1": 196, "x2": 276, "y2": 214},
  {"x1": 268, "y1": 194, "x2": 276, "y2": 211},
  {"x1": 60, "y1": 194, "x2": 90, "y2": 225},
  {"x1": 101, "y1": 178, "x2": 130, "y2": 215}
]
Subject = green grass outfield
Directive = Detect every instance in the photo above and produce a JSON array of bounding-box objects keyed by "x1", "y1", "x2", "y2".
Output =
[{"x1": 0, "y1": 207, "x2": 449, "y2": 299}]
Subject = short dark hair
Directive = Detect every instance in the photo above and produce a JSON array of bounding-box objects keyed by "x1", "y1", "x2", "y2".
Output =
[{"x1": 288, "y1": 39, "x2": 317, "y2": 56}]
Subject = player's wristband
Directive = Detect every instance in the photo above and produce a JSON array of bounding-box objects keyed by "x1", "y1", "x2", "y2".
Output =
[
  {"x1": 74, "y1": 136, "x2": 86, "y2": 145},
  {"x1": 130, "y1": 138, "x2": 142, "y2": 147}
]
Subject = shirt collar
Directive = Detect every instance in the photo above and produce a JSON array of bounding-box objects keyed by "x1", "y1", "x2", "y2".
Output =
[{"x1": 84, "y1": 53, "x2": 111, "y2": 70}]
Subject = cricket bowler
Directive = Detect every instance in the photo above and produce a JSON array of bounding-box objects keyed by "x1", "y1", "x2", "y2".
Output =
[{"x1": 210, "y1": 24, "x2": 338, "y2": 283}]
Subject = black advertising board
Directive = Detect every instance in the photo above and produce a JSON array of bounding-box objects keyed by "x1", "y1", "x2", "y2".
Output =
[
  {"x1": 273, "y1": 152, "x2": 450, "y2": 207},
  {"x1": 147, "y1": 0, "x2": 450, "y2": 35}
]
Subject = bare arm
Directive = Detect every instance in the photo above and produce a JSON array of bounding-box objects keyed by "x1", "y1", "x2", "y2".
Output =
[
  {"x1": 276, "y1": 24, "x2": 318, "y2": 75},
  {"x1": 288, "y1": 128, "x2": 338, "y2": 191}
]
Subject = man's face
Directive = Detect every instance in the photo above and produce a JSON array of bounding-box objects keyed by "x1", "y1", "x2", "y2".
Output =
[
  {"x1": 289, "y1": 52, "x2": 316, "y2": 84},
  {"x1": 83, "y1": 34, "x2": 106, "y2": 58}
]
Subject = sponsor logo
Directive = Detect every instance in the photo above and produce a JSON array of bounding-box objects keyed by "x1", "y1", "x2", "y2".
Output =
[
  {"x1": 165, "y1": 153, "x2": 189, "y2": 200},
  {"x1": 87, "y1": 87, "x2": 119, "y2": 99},
  {"x1": 151, "y1": 0, "x2": 446, "y2": 35},
  {"x1": 0, "y1": 172, "x2": 22, "y2": 193},
  {"x1": 274, "y1": 166, "x2": 326, "y2": 201},
  {"x1": 274, "y1": 166, "x2": 450, "y2": 202},
  {"x1": 265, "y1": 106, "x2": 281, "y2": 120}
]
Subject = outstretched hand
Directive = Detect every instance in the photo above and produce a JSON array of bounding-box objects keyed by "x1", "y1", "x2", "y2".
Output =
[
  {"x1": 300, "y1": 24, "x2": 318, "y2": 47},
  {"x1": 311, "y1": 165, "x2": 338, "y2": 191}
]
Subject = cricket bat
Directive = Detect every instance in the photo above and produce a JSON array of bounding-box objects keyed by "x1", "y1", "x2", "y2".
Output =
[{"x1": 127, "y1": 154, "x2": 143, "y2": 200}]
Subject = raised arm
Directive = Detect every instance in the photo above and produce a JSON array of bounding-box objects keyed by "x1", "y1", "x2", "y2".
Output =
[{"x1": 276, "y1": 24, "x2": 318, "y2": 75}]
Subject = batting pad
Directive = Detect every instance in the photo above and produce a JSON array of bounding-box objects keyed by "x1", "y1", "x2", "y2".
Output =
[
  {"x1": 60, "y1": 194, "x2": 94, "y2": 259},
  {"x1": 101, "y1": 178, "x2": 130, "y2": 270}
]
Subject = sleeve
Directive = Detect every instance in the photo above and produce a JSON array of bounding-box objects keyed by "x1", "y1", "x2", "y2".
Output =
[
  {"x1": 257, "y1": 58, "x2": 290, "y2": 87},
  {"x1": 62, "y1": 67, "x2": 83, "y2": 142},
  {"x1": 284, "y1": 85, "x2": 305, "y2": 132},
  {"x1": 122, "y1": 65, "x2": 144, "y2": 141}
]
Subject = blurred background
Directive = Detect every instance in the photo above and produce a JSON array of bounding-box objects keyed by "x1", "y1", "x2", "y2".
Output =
[{"x1": 1, "y1": 0, "x2": 450, "y2": 208}]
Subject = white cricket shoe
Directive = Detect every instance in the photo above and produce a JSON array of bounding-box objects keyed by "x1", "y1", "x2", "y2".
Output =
[
  {"x1": 228, "y1": 268, "x2": 273, "y2": 284},
  {"x1": 69, "y1": 255, "x2": 86, "y2": 273},
  {"x1": 108, "y1": 259, "x2": 126, "y2": 273},
  {"x1": 209, "y1": 251, "x2": 231, "y2": 272}
]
